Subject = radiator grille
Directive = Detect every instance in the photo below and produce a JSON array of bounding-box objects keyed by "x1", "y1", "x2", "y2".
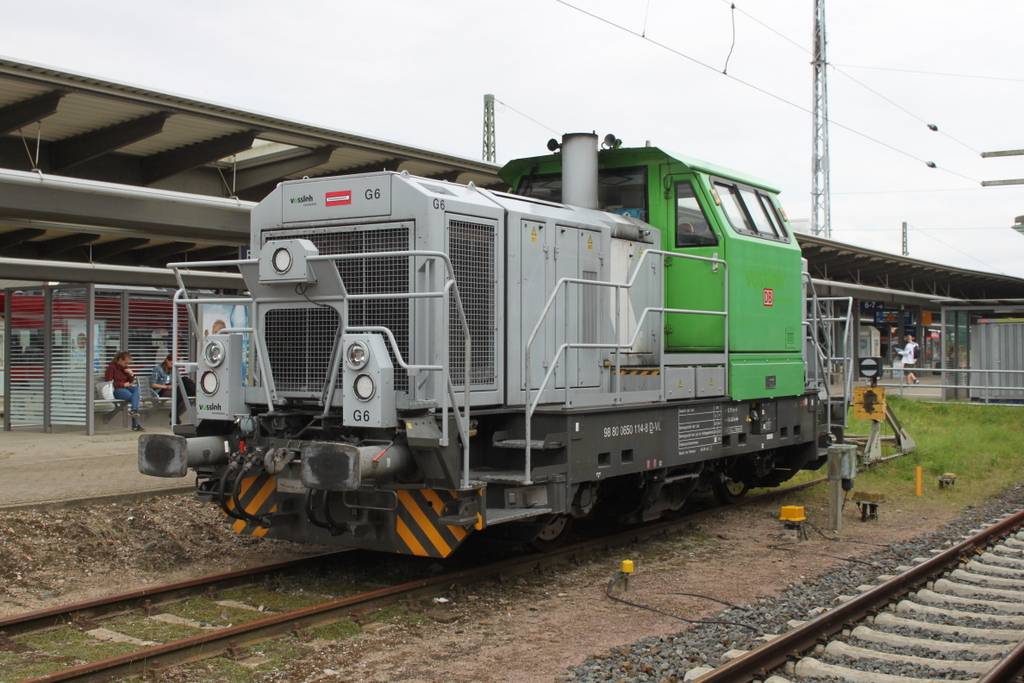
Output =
[
  {"x1": 448, "y1": 219, "x2": 496, "y2": 387},
  {"x1": 265, "y1": 226, "x2": 410, "y2": 392},
  {"x1": 265, "y1": 307, "x2": 340, "y2": 393}
]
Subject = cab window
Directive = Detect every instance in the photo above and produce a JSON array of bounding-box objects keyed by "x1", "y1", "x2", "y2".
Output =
[
  {"x1": 713, "y1": 179, "x2": 790, "y2": 243},
  {"x1": 675, "y1": 182, "x2": 717, "y2": 247},
  {"x1": 715, "y1": 182, "x2": 755, "y2": 233},
  {"x1": 515, "y1": 167, "x2": 648, "y2": 221}
]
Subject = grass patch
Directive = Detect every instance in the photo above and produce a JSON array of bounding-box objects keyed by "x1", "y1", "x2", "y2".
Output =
[
  {"x1": 176, "y1": 638, "x2": 309, "y2": 683},
  {"x1": 102, "y1": 611, "x2": 205, "y2": 642},
  {"x1": 368, "y1": 604, "x2": 431, "y2": 625},
  {"x1": 0, "y1": 651, "x2": 68, "y2": 683},
  {"x1": 176, "y1": 657, "x2": 254, "y2": 683},
  {"x1": 309, "y1": 619, "x2": 361, "y2": 640},
  {"x1": 219, "y1": 585, "x2": 325, "y2": 613},
  {"x1": 16, "y1": 626, "x2": 138, "y2": 662},
  {"x1": 837, "y1": 397, "x2": 1024, "y2": 513},
  {"x1": 159, "y1": 597, "x2": 266, "y2": 627}
]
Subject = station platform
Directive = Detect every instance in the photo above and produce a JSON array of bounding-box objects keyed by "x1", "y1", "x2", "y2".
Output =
[
  {"x1": 0, "y1": 419, "x2": 193, "y2": 511},
  {"x1": 0, "y1": 373, "x2": 980, "y2": 513}
]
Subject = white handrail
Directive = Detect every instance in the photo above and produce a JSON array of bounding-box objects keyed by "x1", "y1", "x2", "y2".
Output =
[{"x1": 522, "y1": 249, "x2": 728, "y2": 485}]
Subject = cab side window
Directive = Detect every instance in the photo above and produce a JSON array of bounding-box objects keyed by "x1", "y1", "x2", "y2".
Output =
[
  {"x1": 713, "y1": 179, "x2": 790, "y2": 243},
  {"x1": 675, "y1": 182, "x2": 717, "y2": 247}
]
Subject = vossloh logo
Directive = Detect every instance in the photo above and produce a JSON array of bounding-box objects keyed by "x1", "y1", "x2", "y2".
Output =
[
  {"x1": 289, "y1": 194, "x2": 314, "y2": 205},
  {"x1": 199, "y1": 403, "x2": 223, "y2": 412}
]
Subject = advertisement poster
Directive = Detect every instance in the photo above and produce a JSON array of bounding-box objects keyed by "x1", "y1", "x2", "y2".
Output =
[{"x1": 201, "y1": 303, "x2": 250, "y2": 382}]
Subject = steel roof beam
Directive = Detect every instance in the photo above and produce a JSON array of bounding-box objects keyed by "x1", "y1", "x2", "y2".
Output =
[
  {"x1": 0, "y1": 233, "x2": 99, "y2": 258},
  {"x1": 141, "y1": 130, "x2": 257, "y2": 185},
  {"x1": 0, "y1": 227, "x2": 46, "y2": 248},
  {"x1": 49, "y1": 112, "x2": 170, "y2": 171},
  {"x1": 32, "y1": 233, "x2": 100, "y2": 258},
  {"x1": 0, "y1": 167, "x2": 251, "y2": 241},
  {"x1": 424, "y1": 170, "x2": 461, "y2": 183},
  {"x1": 231, "y1": 145, "x2": 335, "y2": 192},
  {"x1": 117, "y1": 241, "x2": 196, "y2": 267},
  {"x1": 180, "y1": 245, "x2": 239, "y2": 262},
  {"x1": 0, "y1": 255, "x2": 241, "y2": 288},
  {"x1": 0, "y1": 90, "x2": 65, "y2": 136},
  {"x1": 88, "y1": 237, "x2": 151, "y2": 260},
  {"x1": 340, "y1": 157, "x2": 406, "y2": 175}
]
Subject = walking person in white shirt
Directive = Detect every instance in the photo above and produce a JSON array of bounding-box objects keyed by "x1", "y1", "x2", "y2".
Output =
[{"x1": 895, "y1": 334, "x2": 920, "y2": 384}]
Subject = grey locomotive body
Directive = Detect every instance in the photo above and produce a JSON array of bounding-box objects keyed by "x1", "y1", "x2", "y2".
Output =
[{"x1": 140, "y1": 157, "x2": 826, "y2": 556}]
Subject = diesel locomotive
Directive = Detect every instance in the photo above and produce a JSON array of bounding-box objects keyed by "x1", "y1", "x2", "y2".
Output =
[{"x1": 139, "y1": 133, "x2": 834, "y2": 556}]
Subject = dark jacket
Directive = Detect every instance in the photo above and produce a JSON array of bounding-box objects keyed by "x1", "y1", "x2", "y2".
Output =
[{"x1": 104, "y1": 360, "x2": 136, "y2": 390}]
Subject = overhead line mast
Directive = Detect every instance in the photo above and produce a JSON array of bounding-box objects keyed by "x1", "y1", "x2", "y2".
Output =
[
  {"x1": 483, "y1": 94, "x2": 496, "y2": 163},
  {"x1": 811, "y1": 0, "x2": 831, "y2": 238}
]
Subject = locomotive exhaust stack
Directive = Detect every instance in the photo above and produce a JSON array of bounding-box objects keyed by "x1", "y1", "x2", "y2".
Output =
[{"x1": 559, "y1": 132, "x2": 599, "y2": 210}]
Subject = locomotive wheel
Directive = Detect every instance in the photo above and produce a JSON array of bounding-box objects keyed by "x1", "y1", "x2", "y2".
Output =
[
  {"x1": 712, "y1": 476, "x2": 750, "y2": 505},
  {"x1": 528, "y1": 514, "x2": 574, "y2": 552}
]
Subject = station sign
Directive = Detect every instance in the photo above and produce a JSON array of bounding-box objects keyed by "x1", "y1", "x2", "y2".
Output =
[{"x1": 874, "y1": 310, "x2": 913, "y2": 325}]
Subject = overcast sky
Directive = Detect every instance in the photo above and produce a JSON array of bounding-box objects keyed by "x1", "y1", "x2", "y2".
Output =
[{"x1": 2, "y1": 0, "x2": 1023, "y2": 278}]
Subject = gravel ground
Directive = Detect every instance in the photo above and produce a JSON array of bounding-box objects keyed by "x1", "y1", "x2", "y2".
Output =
[
  {"x1": 562, "y1": 483, "x2": 1024, "y2": 683},
  {"x1": 1, "y1": 482, "x2": 1021, "y2": 682}
]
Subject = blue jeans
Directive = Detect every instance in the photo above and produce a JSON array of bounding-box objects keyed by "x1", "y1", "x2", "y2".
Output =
[{"x1": 114, "y1": 386, "x2": 141, "y2": 425}]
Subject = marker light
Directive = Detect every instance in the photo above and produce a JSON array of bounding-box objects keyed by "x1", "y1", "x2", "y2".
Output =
[
  {"x1": 354, "y1": 373, "x2": 375, "y2": 401},
  {"x1": 200, "y1": 371, "x2": 220, "y2": 395},
  {"x1": 272, "y1": 246, "x2": 293, "y2": 274}
]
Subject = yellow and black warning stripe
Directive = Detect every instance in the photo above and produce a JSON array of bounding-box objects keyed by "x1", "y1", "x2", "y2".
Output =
[
  {"x1": 619, "y1": 369, "x2": 661, "y2": 375},
  {"x1": 223, "y1": 473, "x2": 278, "y2": 538},
  {"x1": 395, "y1": 489, "x2": 470, "y2": 558}
]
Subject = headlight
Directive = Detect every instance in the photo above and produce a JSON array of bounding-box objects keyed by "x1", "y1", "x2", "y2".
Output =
[
  {"x1": 354, "y1": 373, "x2": 375, "y2": 401},
  {"x1": 346, "y1": 341, "x2": 369, "y2": 370},
  {"x1": 272, "y1": 246, "x2": 293, "y2": 274},
  {"x1": 203, "y1": 339, "x2": 226, "y2": 367},
  {"x1": 200, "y1": 371, "x2": 220, "y2": 395}
]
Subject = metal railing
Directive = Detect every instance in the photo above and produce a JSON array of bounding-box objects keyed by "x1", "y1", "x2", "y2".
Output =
[
  {"x1": 878, "y1": 365, "x2": 1024, "y2": 403},
  {"x1": 802, "y1": 274, "x2": 854, "y2": 433},
  {"x1": 169, "y1": 250, "x2": 475, "y2": 487},
  {"x1": 522, "y1": 250, "x2": 728, "y2": 485}
]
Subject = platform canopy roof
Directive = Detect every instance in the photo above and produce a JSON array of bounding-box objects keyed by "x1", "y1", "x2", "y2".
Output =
[
  {"x1": 797, "y1": 232, "x2": 1024, "y2": 303},
  {"x1": 0, "y1": 58, "x2": 501, "y2": 272}
]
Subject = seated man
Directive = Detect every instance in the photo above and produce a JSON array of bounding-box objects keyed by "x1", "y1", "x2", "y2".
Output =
[{"x1": 150, "y1": 354, "x2": 196, "y2": 423}]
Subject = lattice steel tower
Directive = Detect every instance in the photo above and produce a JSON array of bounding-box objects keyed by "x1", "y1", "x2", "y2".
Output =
[
  {"x1": 811, "y1": 0, "x2": 831, "y2": 238},
  {"x1": 483, "y1": 94, "x2": 496, "y2": 163}
]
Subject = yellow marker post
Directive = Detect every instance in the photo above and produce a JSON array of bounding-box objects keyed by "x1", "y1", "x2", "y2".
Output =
[{"x1": 916, "y1": 466, "x2": 923, "y2": 496}]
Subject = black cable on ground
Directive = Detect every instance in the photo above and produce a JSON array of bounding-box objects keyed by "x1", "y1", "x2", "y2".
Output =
[{"x1": 605, "y1": 573, "x2": 761, "y2": 633}]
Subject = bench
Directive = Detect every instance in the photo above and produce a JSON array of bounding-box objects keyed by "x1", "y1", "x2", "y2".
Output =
[{"x1": 92, "y1": 381, "x2": 173, "y2": 425}]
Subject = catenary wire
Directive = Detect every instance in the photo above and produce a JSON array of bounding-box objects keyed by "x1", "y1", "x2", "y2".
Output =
[
  {"x1": 836, "y1": 63, "x2": 1024, "y2": 84},
  {"x1": 719, "y1": 0, "x2": 983, "y2": 154},
  {"x1": 493, "y1": 97, "x2": 562, "y2": 136},
  {"x1": 554, "y1": 0, "x2": 981, "y2": 185},
  {"x1": 905, "y1": 224, "x2": 1009, "y2": 275}
]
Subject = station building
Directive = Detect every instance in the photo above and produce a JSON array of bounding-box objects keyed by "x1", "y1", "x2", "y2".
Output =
[{"x1": 0, "y1": 58, "x2": 1021, "y2": 433}]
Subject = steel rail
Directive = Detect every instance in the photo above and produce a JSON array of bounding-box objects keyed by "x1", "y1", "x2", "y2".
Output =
[
  {"x1": 0, "y1": 550, "x2": 349, "y2": 638},
  {"x1": 14, "y1": 480, "x2": 825, "y2": 683},
  {"x1": 691, "y1": 506, "x2": 1024, "y2": 683}
]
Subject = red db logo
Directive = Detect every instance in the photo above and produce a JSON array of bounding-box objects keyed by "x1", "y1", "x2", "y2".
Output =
[{"x1": 763, "y1": 288, "x2": 774, "y2": 306}]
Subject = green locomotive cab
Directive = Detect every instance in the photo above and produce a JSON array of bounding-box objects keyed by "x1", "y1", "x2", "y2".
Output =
[{"x1": 501, "y1": 144, "x2": 805, "y2": 401}]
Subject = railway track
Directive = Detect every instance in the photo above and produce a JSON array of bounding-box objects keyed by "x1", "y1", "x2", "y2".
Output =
[
  {"x1": 2, "y1": 481, "x2": 824, "y2": 683},
  {"x1": 687, "y1": 507, "x2": 1024, "y2": 683}
]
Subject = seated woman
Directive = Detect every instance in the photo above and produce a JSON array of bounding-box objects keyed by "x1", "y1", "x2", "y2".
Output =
[{"x1": 105, "y1": 350, "x2": 143, "y2": 432}]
